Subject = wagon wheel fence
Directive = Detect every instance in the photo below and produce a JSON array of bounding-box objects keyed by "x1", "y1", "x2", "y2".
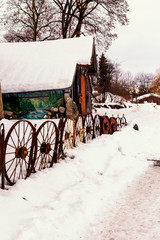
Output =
[{"x1": 0, "y1": 113, "x2": 127, "y2": 188}]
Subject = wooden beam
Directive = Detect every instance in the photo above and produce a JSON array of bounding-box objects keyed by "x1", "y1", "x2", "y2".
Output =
[{"x1": 81, "y1": 74, "x2": 86, "y2": 116}]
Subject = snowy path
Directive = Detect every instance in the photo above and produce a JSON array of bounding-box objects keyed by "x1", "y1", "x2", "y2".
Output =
[{"x1": 86, "y1": 165, "x2": 160, "y2": 240}]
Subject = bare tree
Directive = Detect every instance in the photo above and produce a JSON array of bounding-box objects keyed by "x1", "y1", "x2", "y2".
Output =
[
  {"x1": 134, "y1": 72, "x2": 154, "y2": 96},
  {"x1": 4, "y1": 0, "x2": 58, "y2": 42},
  {"x1": 150, "y1": 72, "x2": 160, "y2": 94},
  {"x1": 53, "y1": 0, "x2": 129, "y2": 48},
  {"x1": 3, "y1": 0, "x2": 129, "y2": 47},
  {"x1": 0, "y1": 0, "x2": 5, "y2": 19},
  {"x1": 0, "y1": 0, "x2": 6, "y2": 40},
  {"x1": 0, "y1": 0, "x2": 4, "y2": 7}
]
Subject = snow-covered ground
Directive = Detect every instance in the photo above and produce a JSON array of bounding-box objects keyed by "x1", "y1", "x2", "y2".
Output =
[{"x1": 1, "y1": 103, "x2": 160, "y2": 240}]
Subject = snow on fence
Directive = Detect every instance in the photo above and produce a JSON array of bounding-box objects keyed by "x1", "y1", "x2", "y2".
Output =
[{"x1": 0, "y1": 113, "x2": 127, "y2": 189}]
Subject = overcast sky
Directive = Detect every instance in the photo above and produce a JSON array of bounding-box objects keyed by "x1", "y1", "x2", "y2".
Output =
[
  {"x1": 107, "y1": 0, "x2": 160, "y2": 77},
  {"x1": 1, "y1": 0, "x2": 159, "y2": 77}
]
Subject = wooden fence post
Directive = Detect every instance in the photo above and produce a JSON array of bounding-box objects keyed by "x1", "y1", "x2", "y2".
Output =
[{"x1": 0, "y1": 82, "x2": 4, "y2": 119}]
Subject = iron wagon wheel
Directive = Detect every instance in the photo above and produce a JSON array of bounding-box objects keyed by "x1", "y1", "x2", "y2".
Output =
[
  {"x1": 120, "y1": 114, "x2": 127, "y2": 127},
  {"x1": 60, "y1": 117, "x2": 75, "y2": 157},
  {"x1": 57, "y1": 118, "x2": 65, "y2": 160},
  {"x1": 34, "y1": 121, "x2": 59, "y2": 172},
  {"x1": 0, "y1": 123, "x2": 5, "y2": 189},
  {"x1": 74, "y1": 115, "x2": 84, "y2": 147},
  {"x1": 109, "y1": 117, "x2": 117, "y2": 134},
  {"x1": 0, "y1": 123, "x2": 5, "y2": 175},
  {"x1": 83, "y1": 114, "x2": 94, "y2": 143},
  {"x1": 93, "y1": 114, "x2": 101, "y2": 138},
  {"x1": 116, "y1": 115, "x2": 121, "y2": 129},
  {"x1": 100, "y1": 116, "x2": 110, "y2": 134},
  {"x1": 4, "y1": 120, "x2": 37, "y2": 185}
]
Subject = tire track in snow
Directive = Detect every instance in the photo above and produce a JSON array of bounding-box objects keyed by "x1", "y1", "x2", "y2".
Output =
[{"x1": 86, "y1": 166, "x2": 160, "y2": 240}]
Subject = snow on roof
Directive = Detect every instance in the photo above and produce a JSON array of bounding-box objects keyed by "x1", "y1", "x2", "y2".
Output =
[
  {"x1": 105, "y1": 92, "x2": 126, "y2": 104},
  {"x1": 0, "y1": 36, "x2": 94, "y2": 93},
  {"x1": 136, "y1": 93, "x2": 160, "y2": 101}
]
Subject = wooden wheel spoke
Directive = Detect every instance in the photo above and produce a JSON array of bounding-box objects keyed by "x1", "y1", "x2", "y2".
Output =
[
  {"x1": 44, "y1": 123, "x2": 49, "y2": 142},
  {"x1": 5, "y1": 156, "x2": 16, "y2": 165},
  {"x1": 26, "y1": 144, "x2": 34, "y2": 152},
  {"x1": 21, "y1": 121, "x2": 29, "y2": 146},
  {"x1": 46, "y1": 154, "x2": 51, "y2": 166},
  {"x1": 14, "y1": 126, "x2": 21, "y2": 146},
  {"x1": 37, "y1": 137, "x2": 43, "y2": 146},
  {"x1": 43, "y1": 154, "x2": 48, "y2": 167},
  {"x1": 6, "y1": 143, "x2": 17, "y2": 150},
  {"x1": 6, "y1": 151, "x2": 16, "y2": 155},
  {"x1": 43, "y1": 125, "x2": 45, "y2": 141},
  {"x1": 35, "y1": 152, "x2": 43, "y2": 170},
  {"x1": 13, "y1": 159, "x2": 19, "y2": 183},
  {"x1": 24, "y1": 131, "x2": 33, "y2": 147},
  {"x1": 23, "y1": 157, "x2": 29, "y2": 172},
  {"x1": 8, "y1": 158, "x2": 20, "y2": 180},
  {"x1": 50, "y1": 136, "x2": 56, "y2": 145},
  {"x1": 9, "y1": 134, "x2": 17, "y2": 149},
  {"x1": 48, "y1": 152, "x2": 54, "y2": 160},
  {"x1": 39, "y1": 129, "x2": 45, "y2": 141},
  {"x1": 47, "y1": 128, "x2": 56, "y2": 144},
  {"x1": 39, "y1": 154, "x2": 44, "y2": 169},
  {"x1": 44, "y1": 122, "x2": 52, "y2": 143},
  {"x1": 19, "y1": 160, "x2": 23, "y2": 179}
]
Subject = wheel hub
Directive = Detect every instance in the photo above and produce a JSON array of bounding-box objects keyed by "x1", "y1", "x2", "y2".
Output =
[
  {"x1": 86, "y1": 126, "x2": 92, "y2": 134},
  {"x1": 65, "y1": 132, "x2": 72, "y2": 140},
  {"x1": 15, "y1": 146, "x2": 28, "y2": 159},
  {"x1": 40, "y1": 142, "x2": 51, "y2": 154},
  {"x1": 96, "y1": 125, "x2": 100, "y2": 131},
  {"x1": 76, "y1": 129, "x2": 80, "y2": 136},
  {"x1": 104, "y1": 122, "x2": 109, "y2": 131}
]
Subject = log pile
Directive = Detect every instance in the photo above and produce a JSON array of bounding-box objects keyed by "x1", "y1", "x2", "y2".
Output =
[{"x1": 43, "y1": 106, "x2": 66, "y2": 119}]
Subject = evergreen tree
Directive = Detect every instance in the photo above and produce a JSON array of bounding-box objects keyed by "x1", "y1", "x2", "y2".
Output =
[{"x1": 98, "y1": 53, "x2": 115, "y2": 101}]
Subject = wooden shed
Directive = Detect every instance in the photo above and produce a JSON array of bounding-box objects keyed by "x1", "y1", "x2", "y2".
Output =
[
  {"x1": 135, "y1": 93, "x2": 160, "y2": 105},
  {"x1": 0, "y1": 36, "x2": 97, "y2": 119}
]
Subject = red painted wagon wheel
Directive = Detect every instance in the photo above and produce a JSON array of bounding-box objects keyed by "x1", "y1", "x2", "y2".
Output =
[
  {"x1": 83, "y1": 114, "x2": 94, "y2": 143},
  {"x1": 4, "y1": 120, "x2": 37, "y2": 185},
  {"x1": 93, "y1": 114, "x2": 101, "y2": 138},
  {"x1": 60, "y1": 117, "x2": 75, "y2": 157},
  {"x1": 34, "y1": 121, "x2": 59, "y2": 172},
  {"x1": 74, "y1": 115, "x2": 84, "y2": 147},
  {"x1": 109, "y1": 117, "x2": 117, "y2": 134},
  {"x1": 101, "y1": 116, "x2": 110, "y2": 134}
]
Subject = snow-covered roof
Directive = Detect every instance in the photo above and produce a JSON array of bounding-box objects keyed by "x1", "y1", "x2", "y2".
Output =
[
  {"x1": 0, "y1": 36, "x2": 94, "y2": 93},
  {"x1": 105, "y1": 92, "x2": 126, "y2": 104},
  {"x1": 94, "y1": 92, "x2": 126, "y2": 104},
  {"x1": 136, "y1": 93, "x2": 160, "y2": 101}
]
